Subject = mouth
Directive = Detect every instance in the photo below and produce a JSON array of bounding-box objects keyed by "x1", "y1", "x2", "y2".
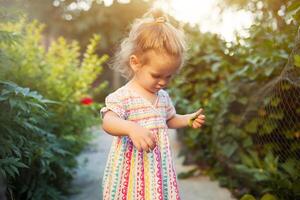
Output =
[{"x1": 151, "y1": 88, "x2": 161, "y2": 93}]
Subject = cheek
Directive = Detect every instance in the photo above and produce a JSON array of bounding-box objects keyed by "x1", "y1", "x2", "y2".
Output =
[
  {"x1": 148, "y1": 79, "x2": 159, "y2": 89},
  {"x1": 139, "y1": 74, "x2": 156, "y2": 87},
  {"x1": 148, "y1": 78, "x2": 158, "y2": 86},
  {"x1": 146, "y1": 75, "x2": 157, "y2": 84}
]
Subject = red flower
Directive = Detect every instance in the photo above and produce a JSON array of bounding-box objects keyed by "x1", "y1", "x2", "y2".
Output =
[{"x1": 80, "y1": 97, "x2": 93, "y2": 105}]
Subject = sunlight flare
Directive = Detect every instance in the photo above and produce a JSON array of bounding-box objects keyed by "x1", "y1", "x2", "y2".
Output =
[{"x1": 154, "y1": 0, "x2": 253, "y2": 41}]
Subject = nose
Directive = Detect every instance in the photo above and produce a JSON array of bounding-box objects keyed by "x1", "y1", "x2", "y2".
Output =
[{"x1": 158, "y1": 79, "x2": 168, "y2": 88}]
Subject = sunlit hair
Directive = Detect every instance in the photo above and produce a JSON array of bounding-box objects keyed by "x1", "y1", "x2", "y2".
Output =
[{"x1": 110, "y1": 8, "x2": 187, "y2": 79}]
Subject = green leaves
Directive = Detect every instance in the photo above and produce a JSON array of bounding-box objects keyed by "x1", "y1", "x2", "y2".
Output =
[
  {"x1": 0, "y1": 81, "x2": 74, "y2": 199},
  {"x1": 294, "y1": 55, "x2": 300, "y2": 68},
  {"x1": 0, "y1": 16, "x2": 109, "y2": 199},
  {"x1": 177, "y1": 168, "x2": 198, "y2": 179},
  {"x1": 0, "y1": 157, "x2": 28, "y2": 179},
  {"x1": 286, "y1": 0, "x2": 300, "y2": 22},
  {"x1": 245, "y1": 119, "x2": 259, "y2": 134},
  {"x1": 240, "y1": 193, "x2": 277, "y2": 200},
  {"x1": 240, "y1": 194, "x2": 256, "y2": 200},
  {"x1": 172, "y1": 1, "x2": 300, "y2": 199},
  {"x1": 220, "y1": 142, "x2": 239, "y2": 158},
  {"x1": 260, "y1": 194, "x2": 277, "y2": 200}
]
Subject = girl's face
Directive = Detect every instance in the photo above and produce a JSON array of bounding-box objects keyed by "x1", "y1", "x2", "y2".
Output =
[{"x1": 130, "y1": 50, "x2": 182, "y2": 94}]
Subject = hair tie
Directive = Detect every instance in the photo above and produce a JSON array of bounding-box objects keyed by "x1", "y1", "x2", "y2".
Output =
[{"x1": 155, "y1": 16, "x2": 166, "y2": 23}]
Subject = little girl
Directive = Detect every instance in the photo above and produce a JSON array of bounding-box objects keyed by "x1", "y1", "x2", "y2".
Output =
[{"x1": 100, "y1": 9, "x2": 205, "y2": 200}]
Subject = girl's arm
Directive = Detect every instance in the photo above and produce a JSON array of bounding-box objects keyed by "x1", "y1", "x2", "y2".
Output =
[
  {"x1": 102, "y1": 111, "x2": 137, "y2": 136},
  {"x1": 167, "y1": 109, "x2": 205, "y2": 129},
  {"x1": 102, "y1": 110, "x2": 157, "y2": 152},
  {"x1": 166, "y1": 114, "x2": 193, "y2": 129}
]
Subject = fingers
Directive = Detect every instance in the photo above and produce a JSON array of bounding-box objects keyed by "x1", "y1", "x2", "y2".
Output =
[
  {"x1": 191, "y1": 109, "x2": 204, "y2": 121},
  {"x1": 140, "y1": 141, "x2": 150, "y2": 152},
  {"x1": 197, "y1": 114, "x2": 205, "y2": 120},
  {"x1": 195, "y1": 117, "x2": 205, "y2": 124},
  {"x1": 192, "y1": 121, "x2": 203, "y2": 128},
  {"x1": 141, "y1": 140, "x2": 156, "y2": 153},
  {"x1": 129, "y1": 126, "x2": 158, "y2": 152},
  {"x1": 145, "y1": 137, "x2": 156, "y2": 150},
  {"x1": 195, "y1": 108, "x2": 204, "y2": 117},
  {"x1": 133, "y1": 141, "x2": 142, "y2": 151},
  {"x1": 149, "y1": 132, "x2": 157, "y2": 143},
  {"x1": 135, "y1": 134, "x2": 156, "y2": 153},
  {"x1": 193, "y1": 114, "x2": 205, "y2": 128}
]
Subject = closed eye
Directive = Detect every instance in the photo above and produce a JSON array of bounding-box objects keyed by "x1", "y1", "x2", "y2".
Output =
[
  {"x1": 151, "y1": 74, "x2": 160, "y2": 79},
  {"x1": 151, "y1": 73, "x2": 173, "y2": 79}
]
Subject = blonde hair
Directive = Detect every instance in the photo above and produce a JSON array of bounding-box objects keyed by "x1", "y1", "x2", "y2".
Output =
[{"x1": 110, "y1": 8, "x2": 187, "y2": 79}]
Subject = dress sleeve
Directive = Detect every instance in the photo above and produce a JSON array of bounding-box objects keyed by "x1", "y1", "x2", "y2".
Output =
[
  {"x1": 165, "y1": 92, "x2": 176, "y2": 120},
  {"x1": 100, "y1": 92, "x2": 127, "y2": 119}
]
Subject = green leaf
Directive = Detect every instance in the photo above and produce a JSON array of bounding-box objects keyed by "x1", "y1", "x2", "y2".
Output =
[
  {"x1": 211, "y1": 62, "x2": 221, "y2": 72},
  {"x1": 15, "y1": 87, "x2": 30, "y2": 96},
  {"x1": 4, "y1": 166, "x2": 15, "y2": 178},
  {"x1": 9, "y1": 98, "x2": 18, "y2": 109},
  {"x1": 0, "y1": 95, "x2": 8, "y2": 101},
  {"x1": 281, "y1": 159, "x2": 298, "y2": 177},
  {"x1": 265, "y1": 152, "x2": 278, "y2": 173},
  {"x1": 253, "y1": 171, "x2": 269, "y2": 182},
  {"x1": 177, "y1": 168, "x2": 198, "y2": 179},
  {"x1": 268, "y1": 111, "x2": 284, "y2": 120},
  {"x1": 245, "y1": 119, "x2": 258, "y2": 134},
  {"x1": 240, "y1": 194, "x2": 256, "y2": 200},
  {"x1": 221, "y1": 142, "x2": 238, "y2": 158},
  {"x1": 262, "y1": 121, "x2": 277, "y2": 134},
  {"x1": 15, "y1": 161, "x2": 29, "y2": 168},
  {"x1": 248, "y1": 151, "x2": 262, "y2": 168},
  {"x1": 237, "y1": 97, "x2": 248, "y2": 105},
  {"x1": 260, "y1": 193, "x2": 277, "y2": 200},
  {"x1": 10, "y1": 165, "x2": 19, "y2": 176},
  {"x1": 27, "y1": 102, "x2": 47, "y2": 112},
  {"x1": 294, "y1": 55, "x2": 300, "y2": 68},
  {"x1": 270, "y1": 97, "x2": 280, "y2": 107},
  {"x1": 242, "y1": 137, "x2": 253, "y2": 148},
  {"x1": 286, "y1": 2, "x2": 300, "y2": 21},
  {"x1": 264, "y1": 67, "x2": 274, "y2": 76}
]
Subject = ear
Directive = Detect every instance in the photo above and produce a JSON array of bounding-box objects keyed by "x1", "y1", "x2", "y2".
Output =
[{"x1": 129, "y1": 54, "x2": 142, "y2": 72}]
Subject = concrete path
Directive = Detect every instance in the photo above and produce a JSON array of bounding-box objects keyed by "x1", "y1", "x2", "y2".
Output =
[
  {"x1": 67, "y1": 127, "x2": 235, "y2": 200},
  {"x1": 169, "y1": 129, "x2": 235, "y2": 200},
  {"x1": 67, "y1": 126, "x2": 109, "y2": 200}
]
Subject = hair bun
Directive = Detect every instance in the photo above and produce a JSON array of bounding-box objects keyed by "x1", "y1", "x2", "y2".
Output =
[
  {"x1": 152, "y1": 9, "x2": 164, "y2": 19},
  {"x1": 148, "y1": 8, "x2": 168, "y2": 23},
  {"x1": 155, "y1": 16, "x2": 167, "y2": 23}
]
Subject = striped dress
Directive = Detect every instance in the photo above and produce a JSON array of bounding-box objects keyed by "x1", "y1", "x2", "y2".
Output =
[{"x1": 100, "y1": 84, "x2": 181, "y2": 200}]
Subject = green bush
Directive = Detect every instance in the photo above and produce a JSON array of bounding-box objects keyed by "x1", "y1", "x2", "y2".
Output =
[
  {"x1": 0, "y1": 81, "x2": 72, "y2": 200},
  {"x1": 0, "y1": 17, "x2": 108, "y2": 199},
  {"x1": 0, "y1": 18, "x2": 108, "y2": 149},
  {"x1": 171, "y1": 1, "x2": 300, "y2": 199}
]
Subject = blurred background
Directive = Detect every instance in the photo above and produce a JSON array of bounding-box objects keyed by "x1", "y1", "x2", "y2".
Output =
[{"x1": 0, "y1": 0, "x2": 299, "y2": 200}]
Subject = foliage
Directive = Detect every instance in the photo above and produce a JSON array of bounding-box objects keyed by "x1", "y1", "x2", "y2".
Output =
[
  {"x1": 0, "y1": 81, "x2": 72, "y2": 200},
  {"x1": 22, "y1": 0, "x2": 153, "y2": 50},
  {"x1": 0, "y1": 15, "x2": 108, "y2": 199},
  {"x1": 171, "y1": 0, "x2": 300, "y2": 199},
  {"x1": 240, "y1": 193, "x2": 277, "y2": 200},
  {"x1": 2, "y1": 0, "x2": 153, "y2": 97},
  {"x1": 0, "y1": 18, "x2": 108, "y2": 140}
]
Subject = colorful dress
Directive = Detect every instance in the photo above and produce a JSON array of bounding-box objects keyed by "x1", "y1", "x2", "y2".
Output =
[{"x1": 100, "y1": 84, "x2": 181, "y2": 200}]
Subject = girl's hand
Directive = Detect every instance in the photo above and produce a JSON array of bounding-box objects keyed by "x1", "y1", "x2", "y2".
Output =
[
  {"x1": 127, "y1": 123, "x2": 157, "y2": 153},
  {"x1": 188, "y1": 108, "x2": 205, "y2": 129}
]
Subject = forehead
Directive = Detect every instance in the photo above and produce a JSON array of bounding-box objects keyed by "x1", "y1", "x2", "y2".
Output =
[{"x1": 143, "y1": 50, "x2": 181, "y2": 74}]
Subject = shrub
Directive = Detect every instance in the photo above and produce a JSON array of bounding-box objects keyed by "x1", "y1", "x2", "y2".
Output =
[{"x1": 0, "y1": 81, "x2": 73, "y2": 200}]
